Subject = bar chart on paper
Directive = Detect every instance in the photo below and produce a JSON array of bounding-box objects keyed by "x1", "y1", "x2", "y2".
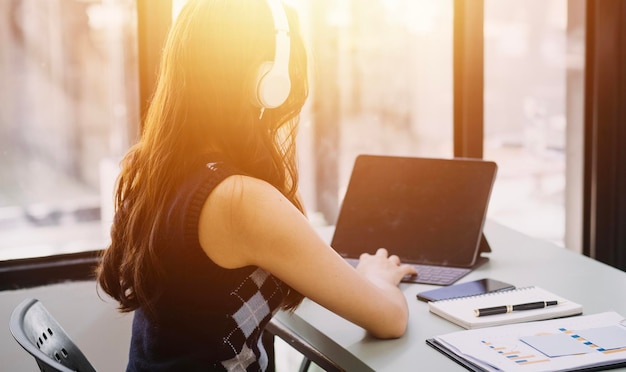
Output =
[
  {"x1": 430, "y1": 312, "x2": 626, "y2": 372},
  {"x1": 481, "y1": 339, "x2": 550, "y2": 367},
  {"x1": 556, "y1": 326, "x2": 626, "y2": 355}
]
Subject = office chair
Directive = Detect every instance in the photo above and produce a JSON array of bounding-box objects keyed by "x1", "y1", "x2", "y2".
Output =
[{"x1": 9, "y1": 298, "x2": 97, "y2": 372}]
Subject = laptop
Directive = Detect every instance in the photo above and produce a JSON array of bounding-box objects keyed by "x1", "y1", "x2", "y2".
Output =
[{"x1": 331, "y1": 155, "x2": 498, "y2": 286}]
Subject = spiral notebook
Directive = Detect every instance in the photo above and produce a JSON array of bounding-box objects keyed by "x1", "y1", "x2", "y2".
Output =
[{"x1": 428, "y1": 286, "x2": 583, "y2": 329}]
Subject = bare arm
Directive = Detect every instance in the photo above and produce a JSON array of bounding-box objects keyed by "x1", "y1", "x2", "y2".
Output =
[{"x1": 198, "y1": 175, "x2": 416, "y2": 339}]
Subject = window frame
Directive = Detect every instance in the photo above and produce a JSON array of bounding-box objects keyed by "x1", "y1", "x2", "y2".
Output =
[{"x1": 583, "y1": 0, "x2": 626, "y2": 270}]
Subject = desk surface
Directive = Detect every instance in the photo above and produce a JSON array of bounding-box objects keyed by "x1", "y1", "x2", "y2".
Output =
[{"x1": 272, "y1": 221, "x2": 626, "y2": 371}]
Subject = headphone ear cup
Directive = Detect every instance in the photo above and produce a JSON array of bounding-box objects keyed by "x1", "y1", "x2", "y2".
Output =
[{"x1": 253, "y1": 61, "x2": 291, "y2": 109}]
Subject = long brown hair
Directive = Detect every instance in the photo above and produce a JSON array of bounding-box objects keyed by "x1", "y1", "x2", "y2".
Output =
[{"x1": 97, "y1": 0, "x2": 309, "y2": 317}]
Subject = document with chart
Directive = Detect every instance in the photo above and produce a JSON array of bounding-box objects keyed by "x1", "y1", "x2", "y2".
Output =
[{"x1": 427, "y1": 311, "x2": 626, "y2": 372}]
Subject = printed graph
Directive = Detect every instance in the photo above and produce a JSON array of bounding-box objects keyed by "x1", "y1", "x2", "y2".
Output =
[
  {"x1": 481, "y1": 340, "x2": 550, "y2": 366},
  {"x1": 560, "y1": 328, "x2": 626, "y2": 355}
]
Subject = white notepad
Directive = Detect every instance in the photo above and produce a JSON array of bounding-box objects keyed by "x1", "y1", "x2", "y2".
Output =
[{"x1": 428, "y1": 286, "x2": 583, "y2": 329}]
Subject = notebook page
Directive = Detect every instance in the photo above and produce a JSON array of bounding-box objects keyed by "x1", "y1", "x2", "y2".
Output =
[{"x1": 428, "y1": 286, "x2": 583, "y2": 329}]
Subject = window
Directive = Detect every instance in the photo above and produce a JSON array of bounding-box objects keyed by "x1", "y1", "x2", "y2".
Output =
[
  {"x1": 0, "y1": 0, "x2": 138, "y2": 261},
  {"x1": 483, "y1": 0, "x2": 584, "y2": 249},
  {"x1": 295, "y1": 0, "x2": 454, "y2": 225},
  {"x1": 0, "y1": 0, "x2": 585, "y2": 265},
  {"x1": 297, "y1": 0, "x2": 583, "y2": 250}
]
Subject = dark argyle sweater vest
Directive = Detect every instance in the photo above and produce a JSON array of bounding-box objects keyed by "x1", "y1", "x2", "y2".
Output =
[{"x1": 127, "y1": 160, "x2": 289, "y2": 371}]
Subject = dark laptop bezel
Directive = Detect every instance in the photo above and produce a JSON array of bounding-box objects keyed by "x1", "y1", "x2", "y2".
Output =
[{"x1": 330, "y1": 155, "x2": 497, "y2": 269}]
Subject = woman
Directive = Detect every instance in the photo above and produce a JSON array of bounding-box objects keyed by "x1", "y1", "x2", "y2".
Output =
[{"x1": 97, "y1": 0, "x2": 417, "y2": 370}]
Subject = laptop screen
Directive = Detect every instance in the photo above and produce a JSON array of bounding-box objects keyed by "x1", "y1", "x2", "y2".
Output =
[{"x1": 331, "y1": 155, "x2": 497, "y2": 268}]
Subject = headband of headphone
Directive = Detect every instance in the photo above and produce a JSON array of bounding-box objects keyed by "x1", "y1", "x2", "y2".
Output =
[{"x1": 252, "y1": 0, "x2": 291, "y2": 112}]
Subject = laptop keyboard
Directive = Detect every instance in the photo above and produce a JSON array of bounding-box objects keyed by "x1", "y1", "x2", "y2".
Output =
[
  {"x1": 402, "y1": 264, "x2": 471, "y2": 286},
  {"x1": 344, "y1": 258, "x2": 470, "y2": 286}
]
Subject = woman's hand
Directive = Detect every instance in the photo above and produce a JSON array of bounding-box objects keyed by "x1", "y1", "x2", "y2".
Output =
[{"x1": 356, "y1": 248, "x2": 417, "y2": 288}]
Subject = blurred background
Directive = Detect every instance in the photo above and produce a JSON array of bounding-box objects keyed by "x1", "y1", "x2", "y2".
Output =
[{"x1": 0, "y1": 0, "x2": 583, "y2": 263}]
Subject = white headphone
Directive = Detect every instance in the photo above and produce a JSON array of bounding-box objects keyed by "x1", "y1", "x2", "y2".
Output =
[{"x1": 252, "y1": 0, "x2": 291, "y2": 112}]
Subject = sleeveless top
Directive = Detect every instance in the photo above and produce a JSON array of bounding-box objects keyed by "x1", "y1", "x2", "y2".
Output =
[{"x1": 127, "y1": 159, "x2": 290, "y2": 371}]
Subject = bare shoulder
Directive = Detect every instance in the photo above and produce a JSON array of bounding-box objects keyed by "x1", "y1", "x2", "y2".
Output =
[
  {"x1": 198, "y1": 174, "x2": 305, "y2": 268},
  {"x1": 208, "y1": 174, "x2": 298, "y2": 225},
  {"x1": 207, "y1": 174, "x2": 287, "y2": 206},
  {"x1": 199, "y1": 175, "x2": 411, "y2": 338}
]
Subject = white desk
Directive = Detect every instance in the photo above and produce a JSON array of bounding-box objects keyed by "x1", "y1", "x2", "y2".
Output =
[{"x1": 271, "y1": 221, "x2": 626, "y2": 371}]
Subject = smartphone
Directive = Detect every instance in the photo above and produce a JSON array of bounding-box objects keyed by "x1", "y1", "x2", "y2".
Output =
[{"x1": 416, "y1": 278, "x2": 515, "y2": 302}]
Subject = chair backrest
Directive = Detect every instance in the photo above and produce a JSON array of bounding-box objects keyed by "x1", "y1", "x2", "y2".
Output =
[{"x1": 9, "y1": 298, "x2": 97, "y2": 372}]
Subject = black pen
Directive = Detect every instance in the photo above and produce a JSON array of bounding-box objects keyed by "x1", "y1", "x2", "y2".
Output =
[{"x1": 474, "y1": 300, "x2": 559, "y2": 317}]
